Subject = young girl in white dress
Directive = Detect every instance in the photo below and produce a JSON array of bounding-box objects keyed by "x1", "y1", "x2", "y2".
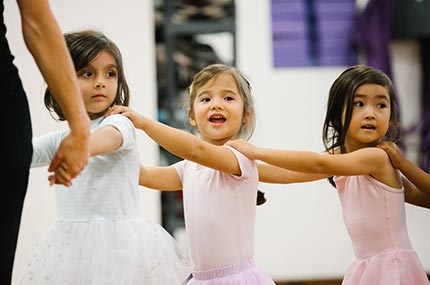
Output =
[{"x1": 20, "y1": 29, "x2": 192, "y2": 284}]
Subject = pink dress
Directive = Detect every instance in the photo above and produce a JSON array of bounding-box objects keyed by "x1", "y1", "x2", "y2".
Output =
[
  {"x1": 174, "y1": 146, "x2": 275, "y2": 284},
  {"x1": 334, "y1": 174, "x2": 429, "y2": 285}
]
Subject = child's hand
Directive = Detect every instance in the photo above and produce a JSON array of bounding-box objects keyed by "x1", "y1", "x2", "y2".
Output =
[
  {"x1": 105, "y1": 105, "x2": 144, "y2": 128},
  {"x1": 105, "y1": 105, "x2": 131, "y2": 117},
  {"x1": 48, "y1": 130, "x2": 90, "y2": 186},
  {"x1": 226, "y1": 139, "x2": 259, "y2": 160},
  {"x1": 377, "y1": 141, "x2": 406, "y2": 170},
  {"x1": 48, "y1": 163, "x2": 73, "y2": 186}
]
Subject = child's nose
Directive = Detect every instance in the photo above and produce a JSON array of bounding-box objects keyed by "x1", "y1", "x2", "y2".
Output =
[
  {"x1": 210, "y1": 99, "x2": 223, "y2": 110},
  {"x1": 94, "y1": 79, "x2": 106, "y2": 88},
  {"x1": 364, "y1": 106, "x2": 376, "y2": 119}
]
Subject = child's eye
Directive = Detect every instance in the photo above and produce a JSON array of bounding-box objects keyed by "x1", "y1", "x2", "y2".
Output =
[
  {"x1": 224, "y1": 96, "x2": 234, "y2": 101},
  {"x1": 107, "y1": 70, "x2": 118, "y2": 78},
  {"x1": 200, "y1": 97, "x2": 210, "y2": 103},
  {"x1": 353, "y1": 101, "x2": 363, "y2": 107},
  {"x1": 377, "y1": 103, "x2": 387, "y2": 109},
  {"x1": 79, "y1": 71, "x2": 93, "y2": 78}
]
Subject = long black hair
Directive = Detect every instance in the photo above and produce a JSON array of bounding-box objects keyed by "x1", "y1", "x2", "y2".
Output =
[
  {"x1": 323, "y1": 64, "x2": 401, "y2": 154},
  {"x1": 323, "y1": 65, "x2": 401, "y2": 187}
]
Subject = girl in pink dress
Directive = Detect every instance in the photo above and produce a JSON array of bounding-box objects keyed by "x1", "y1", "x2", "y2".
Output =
[
  {"x1": 107, "y1": 64, "x2": 274, "y2": 284},
  {"x1": 227, "y1": 65, "x2": 429, "y2": 285}
]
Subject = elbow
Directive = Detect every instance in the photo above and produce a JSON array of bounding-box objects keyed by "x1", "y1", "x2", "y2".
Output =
[{"x1": 187, "y1": 142, "x2": 205, "y2": 163}]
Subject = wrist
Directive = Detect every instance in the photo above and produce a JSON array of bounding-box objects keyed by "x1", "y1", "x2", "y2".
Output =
[
  {"x1": 397, "y1": 158, "x2": 412, "y2": 172},
  {"x1": 69, "y1": 117, "x2": 91, "y2": 138}
]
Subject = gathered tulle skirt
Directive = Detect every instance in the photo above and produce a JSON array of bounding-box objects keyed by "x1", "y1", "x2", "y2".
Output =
[
  {"x1": 20, "y1": 218, "x2": 193, "y2": 284},
  {"x1": 188, "y1": 259, "x2": 275, "y2": 285},
  {"x1": 342, "y1": 249, "x2": 429, "y2": 285}
]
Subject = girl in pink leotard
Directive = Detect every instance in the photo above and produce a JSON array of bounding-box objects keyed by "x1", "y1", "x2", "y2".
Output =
[
  {"x1": 107, "y1": 64, "x2": 275, "y2": 284},
  {"x1": 228, "y1": 65, "x2": 429, "y2": 285}
]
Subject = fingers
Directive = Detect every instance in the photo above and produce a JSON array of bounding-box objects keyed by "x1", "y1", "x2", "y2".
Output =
[
  {"x1": 49, "y1": 154, "x2": 80, "y2": 180},
  {"x1": 377, "y1": 141, "x2": 390, "y2": 151},
  {"x1": 49, "y1": 174, "x2": 72, "y2": 186},
  {"x1": 48, "y1": 152, "x2": 82, "y2": 178},
  {"x1": 62, "y1": 162, "x2": 82, "y2": 179},
  {"x1": 105, "y1": 105, "x2": 128, "y2": 116},
  {"x1": 48, "y1": 153, "x2": 62, "y2": 172},
  {"x1": 48, "y1": 130, "x2": 89, "y2": 187},
  {"x1": 48, "y1": 154, "x2": 73, "y2": 184},
  {"x1": 48, "y1": 163, "x2": 72, "y2": 186}
]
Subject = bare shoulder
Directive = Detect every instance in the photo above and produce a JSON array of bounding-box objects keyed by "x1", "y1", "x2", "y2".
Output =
[
  {"x1": 362, "y1": 147, "x2": 401, "y2": 189},
  {"x1": 327, "y1": 147, "x2": 394, "y2": 178}
]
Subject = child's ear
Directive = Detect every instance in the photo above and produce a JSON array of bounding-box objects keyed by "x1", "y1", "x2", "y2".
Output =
[
  {"x1": 242, "y1": 110, "x2": 252, "y2": 124},
  {"x1": 188, "y1": 108, "x2": 197, "y2": 126}
]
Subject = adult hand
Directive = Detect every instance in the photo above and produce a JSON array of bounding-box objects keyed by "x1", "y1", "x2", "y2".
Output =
[{"x1": 48, "y1": 130, "x2": 90, "y2": 186}]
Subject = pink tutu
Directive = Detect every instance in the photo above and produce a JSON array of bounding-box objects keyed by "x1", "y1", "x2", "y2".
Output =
[
  {"x1": 188, "y1": 259, "x2": 275, "y2": 285},
  {"x1": 342, "y1": 249, "x2": 429, "y2": 285}
]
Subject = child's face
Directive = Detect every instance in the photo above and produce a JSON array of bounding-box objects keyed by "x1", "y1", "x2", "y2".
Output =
[
  {"x1": 189, "y1": 73, "x2": 246, "y2": 145},
  {"x1": 344, "y1": 83, "x2": 391, "y2": 151},
  {"x1": 77, "y1": 50, "x2": 119, "y2": 119}
]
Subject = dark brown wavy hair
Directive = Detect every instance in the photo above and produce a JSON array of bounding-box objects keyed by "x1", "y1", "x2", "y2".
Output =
[{"x1": 44, "y1": 29, "x2": 130, "y2": 120}]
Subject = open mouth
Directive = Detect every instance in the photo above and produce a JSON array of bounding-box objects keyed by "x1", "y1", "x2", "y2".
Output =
[
  {"x1": 361, "y1": 124, "x2": 376, "y2": 130},
  {"x1": 209, "y1": 115, "x2": 226, "y2": 123}
]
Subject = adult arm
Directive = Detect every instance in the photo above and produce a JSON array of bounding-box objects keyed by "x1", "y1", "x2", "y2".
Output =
[{"x1": 17, "y1": 0, "x2": 90, "y2": 185}]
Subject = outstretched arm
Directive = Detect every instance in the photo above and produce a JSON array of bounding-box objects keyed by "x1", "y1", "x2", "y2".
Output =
[
  {"x1": 106, "y1": 106, "x2": 242, "y2": 175},
  {"x1": 18, "y1": 0, "x2": 90, "y2": 185},
  {"x1": 378, "y1": 141, "x2": 430, "y2": 196},
  {"x1": 226, "y1": 139, "x2": 402, "y2": 190},
  {"x1": 227, "y1": 139, "x2": 391, "y2": 177},
  {"x1": 258, "y1": 163, "x2": 328, "y2": 184},
  {"x1": 139, "y1": 165, "x2": 182, "y2": 191}
]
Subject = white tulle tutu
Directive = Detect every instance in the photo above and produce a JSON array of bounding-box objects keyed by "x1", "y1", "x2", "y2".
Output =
[{"x1": 20, "y1": 218, "x2": 193, "y2": 284}]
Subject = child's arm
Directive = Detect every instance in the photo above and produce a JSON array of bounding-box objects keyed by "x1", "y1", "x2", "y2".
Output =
[
  {"x1": 378, "y1": 141, "x2": 430, "y2": 195},
  {"x1": 106, "y1": 106, "x2": 242, "y2": 175},
  {"x1": 258, "y1": 163, "x2": 328, "y2": 184},
  {"x1": 227, "y1": 139, "x2": 390, "y2": 176},
  {"x1": 227, "y1": 139, "x2": 399, "y2": 188},
  {"x1": 89, "y1": 125, "x2": 123, "y2": 156},
  {"x1": 139, "y1": 164, "x2": 182, "y2": 191},
  {"x1": 403, "y1": 177, "x2": 430, "y2": 209}
]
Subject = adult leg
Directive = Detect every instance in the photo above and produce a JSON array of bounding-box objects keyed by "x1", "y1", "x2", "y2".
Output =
[{"x1": 0, "y1": 83, "x2": 32, "y2": 283}]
